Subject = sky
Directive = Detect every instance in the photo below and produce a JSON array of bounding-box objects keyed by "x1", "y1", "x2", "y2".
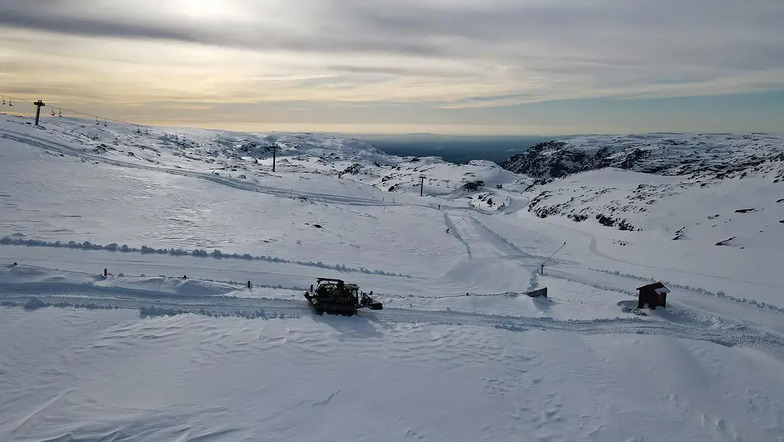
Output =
[{"x1": 1, "y1": 0, "x2": 783, "y2": 135}]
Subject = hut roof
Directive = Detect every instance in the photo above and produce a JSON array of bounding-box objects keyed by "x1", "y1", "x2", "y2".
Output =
[{"x1": 637, "y1": 282, "x2": 670, "y2": 294}]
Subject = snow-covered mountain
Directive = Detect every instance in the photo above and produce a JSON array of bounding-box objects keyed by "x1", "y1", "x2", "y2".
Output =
[
  {"x1": 501, "y1": 133, "x2": 784, "y2": 179},
  {"x1": 2, "y1": 113, "x2": 784, "y2": 441},
  {"x1": 498, "y1": 134, "x2": 783, "y2": 251}
]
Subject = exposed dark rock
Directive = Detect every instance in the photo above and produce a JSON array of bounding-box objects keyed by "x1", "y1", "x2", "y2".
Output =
[
  {"x1": 339, "y1": 163, "x2": 362, "y2": 176},
  {"x1": 715, "y1": 237, "x2": 736, "y2": 246},
  {"x1": 596, "y1": 214, "x2": 616, "y2": 227},
  {"x1": 618, "y1": 219, "x2": 635, "y2": 231},
  {"x1": 569, "y1": 213, "x2": 588, "y2": 222}
]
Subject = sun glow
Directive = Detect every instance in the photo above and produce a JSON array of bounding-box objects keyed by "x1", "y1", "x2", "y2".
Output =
[{"x1": 165, "y1": 0, "x2": 241, "y2": 19}]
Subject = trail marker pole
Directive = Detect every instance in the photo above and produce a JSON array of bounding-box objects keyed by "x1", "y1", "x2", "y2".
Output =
[
  {"x1": 419, "y1": 175, "x2": 426, "y2": 196},
  {"x1": 33, "y1": 100, "x2": 46, "y2": 126}
]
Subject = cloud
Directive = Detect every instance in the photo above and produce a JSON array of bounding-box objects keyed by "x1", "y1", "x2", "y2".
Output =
[
  {"x1": 1, "y1": 0, "x2": 783, "y2": 110},
  {"x1": 0, "y1": 4, "x2": 190, "y2": 42},
  {"x1": 0, "y1": 0, "x2": 452, "y2": 57}
]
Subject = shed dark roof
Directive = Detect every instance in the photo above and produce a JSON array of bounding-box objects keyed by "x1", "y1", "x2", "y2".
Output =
[{"x1": 637, "y1": 282, "x2": 670, "y2": 293}]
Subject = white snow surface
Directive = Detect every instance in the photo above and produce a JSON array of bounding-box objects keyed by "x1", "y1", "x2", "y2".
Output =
[{"x1": 1, "y1": 114, "x2": 783, "y2": 441}]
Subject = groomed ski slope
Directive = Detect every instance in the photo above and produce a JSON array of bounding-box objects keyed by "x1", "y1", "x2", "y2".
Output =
[
  {"x1": 1, "y1": 114, "x2": 783, "y2": 441},
  {"x1": 4, "y1": 307, "x2": 783, "y2": 441}
]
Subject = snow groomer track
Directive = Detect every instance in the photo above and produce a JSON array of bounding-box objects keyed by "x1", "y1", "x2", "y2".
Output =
[{"x1": 3, "y1": 283, "x2": 783, "y2": 362}]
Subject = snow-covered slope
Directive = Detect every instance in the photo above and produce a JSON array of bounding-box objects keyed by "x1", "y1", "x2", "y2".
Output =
[
  {"x1": 495, "y1": 133, "x2": 784, "y2": 313},
  {"x1": 2, "y1": 113, "x2": 783, "y2": 441}
]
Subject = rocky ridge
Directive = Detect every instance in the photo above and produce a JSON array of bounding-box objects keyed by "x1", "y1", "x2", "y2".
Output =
[{"x1": 501, "y1": 133, "x2": 784, "y2": 181}]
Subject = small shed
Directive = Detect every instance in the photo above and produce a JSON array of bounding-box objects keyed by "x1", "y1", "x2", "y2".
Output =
[{"x1": 637, "y1": 282, "x2": 670, "y2": 309}]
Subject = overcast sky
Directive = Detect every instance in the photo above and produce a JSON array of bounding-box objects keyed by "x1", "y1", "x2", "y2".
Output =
[{"x1": 1, "y1": 0, "x2": 783, "y2": 134}]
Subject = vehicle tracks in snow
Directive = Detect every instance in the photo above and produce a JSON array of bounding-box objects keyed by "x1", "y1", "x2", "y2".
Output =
[{"x1": 2, "y1": 286, "x2": 783, "y2": 362}]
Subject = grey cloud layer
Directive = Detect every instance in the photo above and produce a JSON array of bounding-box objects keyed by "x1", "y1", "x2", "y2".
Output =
[
  {"x1": 2, "y1": 0, "x2": 783, "y2": 104},
  {"x1": 3, "y1": 1, "x2": 782, "y2": 62}
]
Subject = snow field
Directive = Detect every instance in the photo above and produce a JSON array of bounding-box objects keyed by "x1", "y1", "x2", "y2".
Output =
[
  {"x1": 2, "y1": 115, "x2": 784, "y2": 440},
  {"x1": 1, "y1": 308, "x2": 782, "y2": 441}
]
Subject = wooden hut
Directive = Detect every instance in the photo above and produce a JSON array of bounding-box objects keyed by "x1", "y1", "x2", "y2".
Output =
[{"x1": 637, "y1": 282, "x2": 670, "y2": 309}]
